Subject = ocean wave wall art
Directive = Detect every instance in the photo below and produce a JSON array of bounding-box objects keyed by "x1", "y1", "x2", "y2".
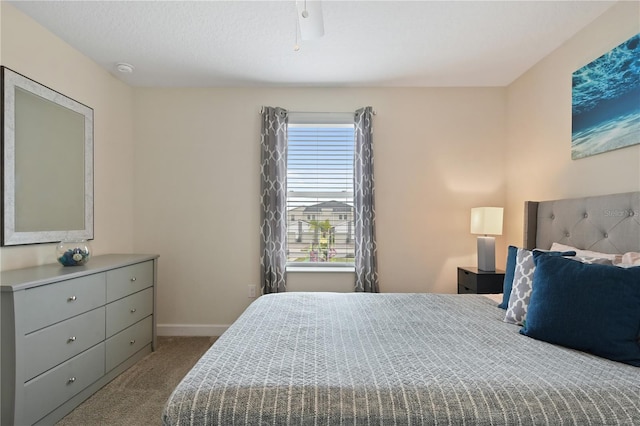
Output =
[{"x1": 571, "y1": 33, "x2": 640, "y2": 160}]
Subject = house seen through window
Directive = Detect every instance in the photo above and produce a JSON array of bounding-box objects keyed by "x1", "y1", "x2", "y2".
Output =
[{"x1": 287, "y1": 115, "x2": 355, "y2": 265}]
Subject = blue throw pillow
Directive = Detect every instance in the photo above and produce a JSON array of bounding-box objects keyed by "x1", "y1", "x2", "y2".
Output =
[
  {"x1": 520, "y1": 253, "x2": 640, "y2": 367},
  {"x1": 498, "y1": 246, "x2": 518, "y2": 309},
  {"x1": 499, "y1": 246, "x2": 575, "y2": 311}
]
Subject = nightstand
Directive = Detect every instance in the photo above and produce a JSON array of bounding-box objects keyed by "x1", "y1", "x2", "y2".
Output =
[{"x1": 457, "y1": 267, "x2": 505, "y2": 294}]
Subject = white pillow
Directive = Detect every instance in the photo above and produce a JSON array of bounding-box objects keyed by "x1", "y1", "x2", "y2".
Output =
[
  {"x1": 613, "y1": 252, "x2": 640, "y2": 268},
  {"x1": 550, "y1": 242, "x2": 620, "y2": 262}
]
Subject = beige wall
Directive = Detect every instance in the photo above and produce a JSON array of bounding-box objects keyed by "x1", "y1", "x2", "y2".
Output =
[
  {"x1": 0, "y1": 3, "x2": 135, "y2": 270},
  {"x1": 2, "y1": 1, "x2": 638, "y2": 334},
  {"x1": 133, "y1": 87, "x2": 507, "y2": 330},
  {"x1": 504, "y1": 2, "x2": 640, "y2": 247}
]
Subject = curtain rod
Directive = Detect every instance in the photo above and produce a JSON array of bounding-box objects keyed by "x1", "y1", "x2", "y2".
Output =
[
  {"x1": 289, "y1": 110, "x2": 376, "y2": 115},
  {"x1": 260, "y1": 108, "x2": 376, "y2": 115}
]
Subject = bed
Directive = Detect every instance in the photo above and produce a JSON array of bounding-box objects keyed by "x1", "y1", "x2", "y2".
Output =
[{"x1": 163, "y1": 192, "x2": 640, "y2": 425}]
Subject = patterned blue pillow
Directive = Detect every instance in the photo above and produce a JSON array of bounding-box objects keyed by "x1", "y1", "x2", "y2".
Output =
[
  {"x1": 504, "y1": 248, "x2": 535, "y2": 325},
  {"x1": 498, "y1": 246, "x2": 518, "y2": 309},
  {"x1": 504, "y1": 249, "x2": 580, "y2": 325},
  {"x1": 521, "y1": 253, "x2": 640, "y2": 367}
]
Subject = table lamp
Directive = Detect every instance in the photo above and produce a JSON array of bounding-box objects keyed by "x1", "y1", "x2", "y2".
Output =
[{"x1": 470, "y1": 207, "x2": 503, "y2": 272}]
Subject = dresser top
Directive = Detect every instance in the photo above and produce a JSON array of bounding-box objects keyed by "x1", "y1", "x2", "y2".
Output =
[{"x1": 0, "y1": 254, "x2": 158, "y2": 291}]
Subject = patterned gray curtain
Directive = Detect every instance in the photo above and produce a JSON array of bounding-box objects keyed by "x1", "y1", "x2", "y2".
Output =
[
  {"x1": 260, "y1": 106, "x2": 288, "y2": 294},
  {"x1": 354, "y1": 107, "x2": 379, "y2": 293}
]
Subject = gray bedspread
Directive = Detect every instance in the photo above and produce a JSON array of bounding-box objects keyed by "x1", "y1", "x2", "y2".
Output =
[{"x1": 163, "y1": 293, "x2": 640, "y2": 425}]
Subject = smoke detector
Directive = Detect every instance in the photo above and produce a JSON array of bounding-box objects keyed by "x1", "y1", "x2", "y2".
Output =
[{"x1": 115, "y1": 62, "x2": 134, "y2": 73}]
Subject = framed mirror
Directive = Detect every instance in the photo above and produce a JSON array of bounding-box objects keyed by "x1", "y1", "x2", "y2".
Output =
[{"x1": 2, "y1": 67, "x2": 93, "y2": 246}]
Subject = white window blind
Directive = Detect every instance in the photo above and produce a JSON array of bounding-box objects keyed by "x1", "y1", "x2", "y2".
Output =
[{"x1": 287, "y1": 114, "x2": 355, "y2": 265}]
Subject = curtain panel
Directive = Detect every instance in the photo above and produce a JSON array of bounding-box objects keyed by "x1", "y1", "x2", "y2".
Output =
[
  {"x1": 354, "y1": 107, "x2": 379, "y2": 293},
  {"x1": 260, "y1": 106, "x2": 288, "y2": 294}
]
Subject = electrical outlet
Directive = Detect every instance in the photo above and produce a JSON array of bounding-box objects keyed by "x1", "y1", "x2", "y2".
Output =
[{"x1": 248, "y1": 285, "x2": 256, "y2": 298}]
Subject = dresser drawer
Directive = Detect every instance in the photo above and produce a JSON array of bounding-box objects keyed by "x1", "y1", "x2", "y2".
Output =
[
  {"x1": 106, "y1": 288, "x2": 153, "y2": 338},
  {"x1": 23, "y1": 273, "x2": 106, "y2": 333},
  {"x1": 106, "y1": 261, "x2": 153, "y2": 302},
  {"x1": 457, "y1": 268, "x2": 478, "y2": 292},
  {"x1": 23, "y1": 343, "x2": 105, "y2": 425},
  {"x1": 24, "y1": 307, "x2": 105, "y2": 381},
  {"x1": 106, "y1": 316, "x2": 152, "y2": 372},
  {"x1": 457, "y1": 283, "x2": 476, "y2": 294},
  {"x1": 457, "y1": 267, "x2": 505, "y2": 294}
]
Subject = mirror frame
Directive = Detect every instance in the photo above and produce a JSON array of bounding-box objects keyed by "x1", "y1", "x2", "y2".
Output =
[{"x1": 1, "y1": 67, "x2": 94, "y2": 246}]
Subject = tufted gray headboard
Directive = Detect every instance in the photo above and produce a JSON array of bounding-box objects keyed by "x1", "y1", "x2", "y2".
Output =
[{"x1": 524, "y1": 191, "x2": 640, "y2": 254}]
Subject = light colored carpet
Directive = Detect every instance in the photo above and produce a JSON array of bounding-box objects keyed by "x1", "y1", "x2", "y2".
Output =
[{"x1": 56, "y1": 336, "x2": 215, "y2": 426}]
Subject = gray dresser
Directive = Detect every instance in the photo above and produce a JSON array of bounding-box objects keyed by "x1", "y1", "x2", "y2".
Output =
[{"x1": 1, "y1": 254, "x2": 158, "y2": 425}]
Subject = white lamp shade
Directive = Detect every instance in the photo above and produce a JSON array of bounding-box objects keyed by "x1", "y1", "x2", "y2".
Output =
[{"x1": 470, "y1": 207, "x2": 503, "y2": 235}]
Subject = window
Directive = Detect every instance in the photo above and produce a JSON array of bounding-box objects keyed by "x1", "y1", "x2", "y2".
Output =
[{"x1": 287, "y1": 113, "x2": 355, "y2": 266}]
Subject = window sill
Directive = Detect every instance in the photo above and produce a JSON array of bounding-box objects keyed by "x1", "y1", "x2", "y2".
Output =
[{"x1": 287, "y1": 266, "x2": 355, "y2": 273}]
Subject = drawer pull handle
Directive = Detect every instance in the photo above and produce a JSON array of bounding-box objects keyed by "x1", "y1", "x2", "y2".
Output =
[
  {"x1": 130, "y1": 308, "x2": 137, "y2": 313},
  {"x1": 68, "y1": 377, "x2": 76, "y2": 384},
  {"x1": 68, "y1": 296, "x2": 77, "y2": 302},
  {"x1": 129, "y1": 339, "x2": 136, "y2": 345},
  {"x1": 68, "y1": 336, "x2": 77, "y2": 343},
  {"x1": 131, "y1": 277, "x2": 137, "y2": 282}
]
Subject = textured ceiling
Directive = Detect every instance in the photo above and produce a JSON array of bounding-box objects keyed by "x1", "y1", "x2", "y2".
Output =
[{"x1": 9, "y1": 1, "x2": 616, "y2": 87}]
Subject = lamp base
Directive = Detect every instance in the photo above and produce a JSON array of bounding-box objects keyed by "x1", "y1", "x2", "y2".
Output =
[{"x1": 477, "y1": 236, "x2": 496, "y2": 272}]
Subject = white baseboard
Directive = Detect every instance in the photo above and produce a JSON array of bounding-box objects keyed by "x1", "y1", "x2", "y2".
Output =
[{"x1": 157, "y1": 324, "x2": 230, "y2": 337}]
